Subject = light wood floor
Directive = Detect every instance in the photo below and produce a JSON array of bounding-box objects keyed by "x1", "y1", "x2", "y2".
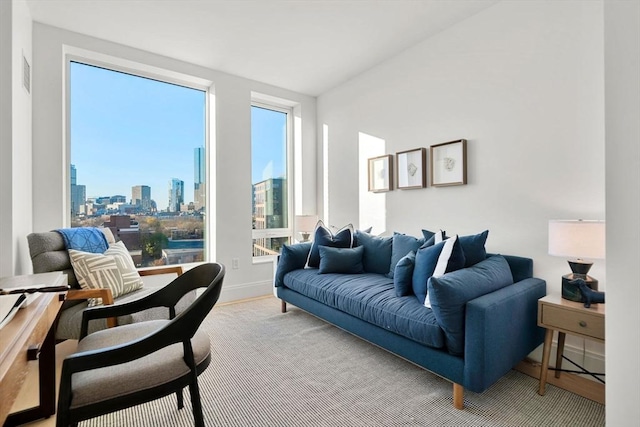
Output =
[{"x1": 9, "y1": 340, "x2": 77, "y2": 427}]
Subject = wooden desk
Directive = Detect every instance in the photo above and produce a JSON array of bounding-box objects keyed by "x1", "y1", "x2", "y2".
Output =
[
  {"x1": 0, "y1": 272, "x2": 67, "y2": 426},
  {"x1": 537, "y1": 293, "x2": 605, "y2": 402}
]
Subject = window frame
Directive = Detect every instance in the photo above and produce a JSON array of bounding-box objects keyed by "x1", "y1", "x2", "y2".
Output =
[
  {"x1": 64, "y1": 51, "x2": 212, "y2": 265},
  {"x1": 251, "y1": 100, "x2": 294, "y2": 262}
]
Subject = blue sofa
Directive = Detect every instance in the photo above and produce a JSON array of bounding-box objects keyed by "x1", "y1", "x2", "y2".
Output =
[{"x1": 273, "y1": 233, "x2": 546, "y2": 409}]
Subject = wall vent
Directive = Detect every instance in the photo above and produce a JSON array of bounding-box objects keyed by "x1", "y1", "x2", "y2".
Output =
[{"x1": 23, "y1": 54, "x2": 31, "y2": 94}]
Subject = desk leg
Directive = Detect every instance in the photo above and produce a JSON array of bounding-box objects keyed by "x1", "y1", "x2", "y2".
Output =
[
  {"x1": 555, "y1": 332, "x2": 566, "y2": 379},
  {"x1": 538, "y1": 328, "x2": 554, "y2": 396},
  {"x1": 4, "y1": 320, "x2": 57, "y2": 426}
]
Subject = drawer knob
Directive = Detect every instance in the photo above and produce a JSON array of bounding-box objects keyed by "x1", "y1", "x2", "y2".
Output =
[{"x1": 579, "y1": 320, "x2": 587, "y2": 327}]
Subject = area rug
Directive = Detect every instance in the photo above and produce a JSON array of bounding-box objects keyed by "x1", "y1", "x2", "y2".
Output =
[{"x1": 83, "y1": 296, "x2": 604, "y2": 426}]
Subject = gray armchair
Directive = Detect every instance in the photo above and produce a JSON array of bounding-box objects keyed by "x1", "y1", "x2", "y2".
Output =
[{"x1": 27, "y1": 230, "x2": 192, "y2": 340}]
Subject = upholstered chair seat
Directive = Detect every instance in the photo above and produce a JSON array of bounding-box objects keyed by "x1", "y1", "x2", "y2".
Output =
[{"x1": 69, "y1": 320, "x2": 211, "y2": 410}]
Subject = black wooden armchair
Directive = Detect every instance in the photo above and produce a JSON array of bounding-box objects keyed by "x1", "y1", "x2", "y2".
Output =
[{"x1": 55, "y1": 263, "x2": 225, "y2": 427}]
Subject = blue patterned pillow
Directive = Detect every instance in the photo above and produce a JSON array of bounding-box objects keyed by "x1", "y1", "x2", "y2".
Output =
[
  {"x1": 412, "y1": 235, "x2": 466, "y2": 305},
  {"x1": 318, "y1": 245, "x2": 364, "y2": 274},
  {"x1": 305, "y1": 221, "x2": 354, "y2": 268}
]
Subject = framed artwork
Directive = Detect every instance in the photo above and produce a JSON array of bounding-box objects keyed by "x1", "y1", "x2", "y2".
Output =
[
  {"x1": 368, "y1": 155, "x2": 393, "y2": 192},
  {"x1": 396, "y1": 148, "x2": 426, "y2": 190},
  {"x1": 430, "y1": 139, "x2": 467, "y2": 187}
]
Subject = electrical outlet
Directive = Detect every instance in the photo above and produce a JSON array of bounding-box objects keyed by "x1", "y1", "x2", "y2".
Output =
[{"x1": 232, "y1": 258, "x2": 239, "y2": 269}]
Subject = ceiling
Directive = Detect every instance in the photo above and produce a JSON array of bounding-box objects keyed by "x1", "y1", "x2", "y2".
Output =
[{"x1": 26, "y1": 0, "x2": 498, "y2": 96}]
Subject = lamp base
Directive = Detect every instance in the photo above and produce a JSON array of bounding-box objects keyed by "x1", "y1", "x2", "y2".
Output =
[{"x1": 562, "y1": 274, "x2": 598, "y2": 302}]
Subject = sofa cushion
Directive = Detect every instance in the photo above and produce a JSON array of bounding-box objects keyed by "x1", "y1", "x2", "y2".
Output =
[
  {"x1": 427, "y1": 255, "x2": 514, "y2": 355},
  {"x1": 283, "y1": 269, "x2": 444, "y2": 349},
  {"x1": 459, "y1": 230, "x2": 489, "y2": 267},
  {"x1": 412, "y1": 236, "x2": 465, "y2": 305},
  {"x1": 275, "y1": 242, "x2": 312, "y2": 287},
  {"x1": 319, "y1": 246, "x2": 364, "y2": 274},
  {"x1": 394, "y1": 251, "x2": 416, "y2": 297},
  {"x1": 355, "y1": 231, "x2": 392, "y2": 274},
  {"x1": 306, "y1": 221, "x2": 354, "y2": 268},
  {"x1": 387, "y1": 233, "x2": 425, "y2": 278}
]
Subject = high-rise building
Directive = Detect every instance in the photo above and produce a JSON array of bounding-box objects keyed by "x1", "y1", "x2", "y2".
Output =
[
  {"x1": 252, "y1": 178, "x2": 287, "y2": 256},
  {"x1": 70, "y1": 164, "x2": 86, "y2": 216},
  {"x1": 168, "y1": 178, "x2": 184, "y2": 212},
  {"x1": 132, "y1": 185, "x2": 151, "y2": 211},
  {"x1": 194, "y1": 147, "x2": 205, "y2": 210}
]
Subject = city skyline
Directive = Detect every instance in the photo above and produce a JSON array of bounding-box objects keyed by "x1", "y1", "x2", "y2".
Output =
[{"x1": 70, "y1": 62, "x2": 206, "y2": 210}]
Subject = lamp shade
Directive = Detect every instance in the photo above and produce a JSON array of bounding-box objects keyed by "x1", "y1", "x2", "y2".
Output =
[
  {"x1": 548, "y1": 220, "x2": 605, "y2": 260},
  {"x1": 295, "y1": 215, "x2": 318, "y2": 233}
]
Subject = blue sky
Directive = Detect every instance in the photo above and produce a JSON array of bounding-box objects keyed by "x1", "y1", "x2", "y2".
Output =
[{"x1": 71, "y1": 62, "x2": 286, "y2": 212}]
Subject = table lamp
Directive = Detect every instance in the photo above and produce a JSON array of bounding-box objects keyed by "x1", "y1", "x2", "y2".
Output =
[
  {"x1": 548, "y1": 219, "x2": 605, "y2": 301},
  {"x1": 295, "y1": 215, "x2": 318, "y2": 242}
]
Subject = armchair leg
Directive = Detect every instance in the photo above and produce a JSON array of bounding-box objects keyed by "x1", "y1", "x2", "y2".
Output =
[
  {"x1": 189, "y1": 376, "x2": 205, "y2": 427},
  {"x1": 176, "y1": 388, "x2": 184, "y2": 409},
  {"x1": 281, "y1": 300, "x2": 287, "y2": 313}
]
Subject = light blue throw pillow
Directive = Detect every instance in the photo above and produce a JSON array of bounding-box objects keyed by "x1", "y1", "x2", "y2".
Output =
[
  {"x1": 394, "y1": 251, "x2": 416, "y2": 297},
  {"x1": 355, "y1": 230, "x2": 393, "y2": 275},
  {"x1": 318, "y1": 245, "x2": 365, "y2": 274}
]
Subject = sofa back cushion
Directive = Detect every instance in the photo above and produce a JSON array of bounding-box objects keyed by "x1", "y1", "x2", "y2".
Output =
[
  {"x1": 427, "y1": 255, "x2": 514, "y2": 355},
  {"x1": 355, "y1": 231, "x2": 392, "y2": 274},
  {"x1": 275, "y1": 242, "x2": 312, "y2": 287}
]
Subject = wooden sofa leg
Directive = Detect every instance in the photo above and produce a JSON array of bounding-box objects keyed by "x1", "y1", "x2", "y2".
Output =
[
  {"x1": 453, "y1": 383, "x2": 464, "y2": 409},
  {"x1": 281, "y1": 300, "x2": 287, "y2": 313}
]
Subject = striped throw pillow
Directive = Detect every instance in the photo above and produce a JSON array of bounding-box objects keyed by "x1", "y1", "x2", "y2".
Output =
[{"x1": 69, "y1": 241, "x2": 144, "y2": 306}]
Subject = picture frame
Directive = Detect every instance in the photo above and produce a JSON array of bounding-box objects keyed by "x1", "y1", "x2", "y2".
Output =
[
  {"x1": 430, "y1": 139, "x2": 467, "y2": 187},
  {"x1": 396, "y1": 148, "x2": 426, "y2": 190},
  {"x1": 368, "y1": 155, "x2": 393, "y2": 192}
]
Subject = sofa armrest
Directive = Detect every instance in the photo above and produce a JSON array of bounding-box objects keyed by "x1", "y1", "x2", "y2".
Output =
[{"x1": 462, "y1": 277, "x2": 546, "y2": 392}]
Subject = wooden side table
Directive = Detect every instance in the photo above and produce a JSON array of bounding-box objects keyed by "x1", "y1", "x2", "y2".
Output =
[{"x1": 537, "y1": 293, "x2": 605, "y2": 396}]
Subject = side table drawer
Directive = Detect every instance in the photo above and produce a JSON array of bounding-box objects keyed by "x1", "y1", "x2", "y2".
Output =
[{"x1": 541, "y1": 304, "x2": 604, "y2": 340}]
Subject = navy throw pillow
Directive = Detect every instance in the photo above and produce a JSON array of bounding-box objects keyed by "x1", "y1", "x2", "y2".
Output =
[
  {"x1": 387, "y1": 232, "x2": 426, "y2": 278},
  {"x1": 355, "y1": 230, "x2": 393, "y2": 274},
  {"x1": 318, "y1": 245, "x2": 364, "y2": 274},
  {"x1": 459, "y1": 230, "x2": 489, "y2": 267},
  {"x1": 274, "y1": 242, "x2": 312, "y2": 287},
  {"x1": 427, "y1": 255, "x2": 514, "y2": 355},
  {"x1": 352, "y1": 227, "x2": 372, "y2": 246},
  {"x1": 412, "y1": 235, "x2": 466, "y2": 305},
  {"x1": 306, "y1": 221, "x2": 354, "y2": 268},
  {"x1": 394, "y1": 251, "x2": 416, "y2": 297}
]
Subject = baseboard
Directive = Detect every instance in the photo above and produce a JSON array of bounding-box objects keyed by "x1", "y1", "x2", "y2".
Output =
[
  {"x1": 218, "y1": 280, "x2": 271, "y2": 304},
  {"x1": 515, "y1": 358, "x2": 605, "y2": 405}
]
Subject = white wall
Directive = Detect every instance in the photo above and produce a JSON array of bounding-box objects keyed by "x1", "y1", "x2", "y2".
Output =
[
  {"x1": 318, "y1": 1, "x2": 605, "y2": 364},
  {"x1": 0, "y1": 0, "x2": 33, "y2": 278},
  {"x1": 604, "y1": 0, "x2": 640, "y2": 423},
  {"x1": 30, "y1": 23, "x2": 316, "y2": 302}
]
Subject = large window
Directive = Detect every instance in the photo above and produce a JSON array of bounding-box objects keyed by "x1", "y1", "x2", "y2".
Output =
[
  {"x1": 251, "y1": 103, "x2": 291, "y2": 258},
  {"x1": 69, "y1": 61, "x2": 207, "y2": 267}
]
